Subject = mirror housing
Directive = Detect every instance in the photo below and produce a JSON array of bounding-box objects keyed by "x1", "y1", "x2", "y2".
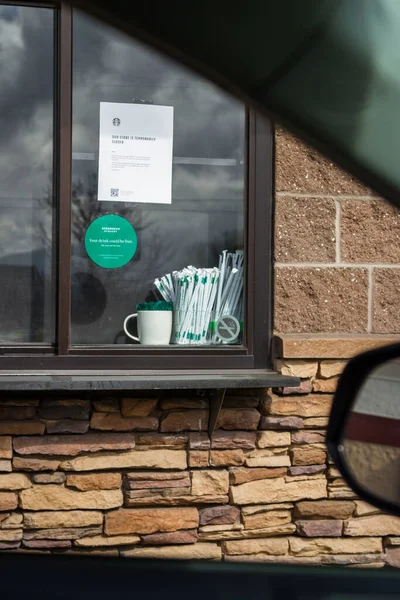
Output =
[{"x1": 328, "y1": 342, "x2": 400, "y2": 516}]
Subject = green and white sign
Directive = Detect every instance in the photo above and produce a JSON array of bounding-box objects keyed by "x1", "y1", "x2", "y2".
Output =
[{"x1": 84, "y1": 214, "x2": 137, "y2": 269}]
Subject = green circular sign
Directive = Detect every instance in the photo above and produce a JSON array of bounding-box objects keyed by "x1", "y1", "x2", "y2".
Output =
[{"x1": 84, "y1": 214, "x2": 137, "y2": 269}]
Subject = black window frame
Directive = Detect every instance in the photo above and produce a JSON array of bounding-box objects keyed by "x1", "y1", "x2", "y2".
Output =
[{"x1": 0, "y1": 1, "x2": 274, "y2": 372}]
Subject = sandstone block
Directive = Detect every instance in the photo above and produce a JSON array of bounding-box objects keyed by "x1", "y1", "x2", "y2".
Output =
[
  {"x1": 0, "y1": 529, "x2": 22, "y2": 542},
  {"x1": 32, "y1": 473, "x2": 66, "y2": 484},
  {"x1": 75, "y1": 535, "x2": 140, "y2": 547},
  {"x1": 0, "y1": 437, "x2": 12, "y2": 459},
  {"x1": 263, "y1": 395, "x2": 332, "y2": 417},
  {"x1": 135, "y1": 433, "x2": 188, "y2": 448},
  {"x1": 242, "y1": 503, "x2": 294, "y2": 515},
  {"x1": 13, "y1": 433, "x2": 135, "y2": 456},
  {"x1": 23, "y1": 510, "x2": 103, "y2": 529},
  {"x1": 0, "y1": 493, "x2": 18, "y2": 511},
  {"x1": 231, "y1": 477, "x2": 326, "y2": 505},
  {"x1": 211, "y1": 431, "x2": 256, "y2": 449},
  {"x1": 216, "y1": 409, "x2": 260, "y2": 430},
  {"x1": 344, "y1": 515, "x2": 400, "y2": 536},
  {"x1": 66, "y1": 473, "x2": 121, "y2": 491},
  {"x1": 0, "y1": 540, "x2": 20, "y2": 550},
  {"x1": 259, "y1": 416, "x2": 304, "y2": 430},
  {"x1": 303, "y1": 417, "x2": 329, "y2": 428},
  {"x1": 191, "y1": 523, "x2": 297, "y2": 542},
  {"x1": 258, "y1": 431, "x2": 291, "y2": 448},
  {"x1": 0, "y1": 461, "x2": 12, "y2": 472},
  {"x1": 243, "y1": 510, "x2": 292, "y2": 530},
  {"x1": 292, "y1": 431, "x2": 325, "y2": 444},
  {"x1": 385, "y1": 546, "x2": 400, "y2": 568},
  {"x1": 141, "y1": 530, "x2": 198, "y2": 545},
  {"x1": 223, "y1": 396, "x2": 259, "y2": 408},
  {"x1": 291, "y1": 447, "x2": 326, "y2": 466},
  {"x1": 90, "y1": 412, "x2": 158, "y2": 432},
  {"x1": 245, "y1": 451, "x2": 291, "y2": 468},
  {"x1": 0, "y1": 406, "x2": 36, "y2": 420},
  {"x1": 278, "y1": 380, "x2": 313, "y2": 395},
  {"x1": 0, "y1": 421, "x2": 45, "y2": 435},
  {"x1": 189, "y1": 451, "x2": 209, "y2": 467},
  {"x1": 209, "y1": 450, "x2": 244, "y2": 466},
  {"x1": 23, "y1": 540, "x2": 70, "y2": 550},
  {"x1": 199, "y1": 506, "x2": 240, "y2": 526},
  {"x1": 188, "y1": 432, "x2": 210, "y2": 450},
  {"x1": 274, "y1": 360, "x2": 318, "y2": 379},
  {"x1": 289, "y1": 536, "x2": 382, "y2": 556},
  {"x1": 39, "y1": 399, "x2": 90, "y2": 420},
  {"x1": 121, "y1": 543, "x2": 221, "y2": 560},
  {"x1": 274, "y1": 335, "x2": 397, "y2": 359},
  {"x1": 313, "y1": 378, "x2": 339, "y2": 393},
  {"x1": 229, "y1": 467, "x2": 287, "y2": 485},
  {"x1": 160, "y1": 398, "x2": 208, "y2": 410},
  {"x1": 160, "y1": 410, "x2": 208, "y2": 432},
  {"x1": 92, "y1": 398, "x2": 120, "y2": 413},
  {"x1": 45, "y1": 420, "x2": 89, "y2": 434},
  {"x1": 60, "y1": 450, "x2": 187, "y2": 471},
  {"x1": 0, "y1": 474, "x2": 31, "y2": 491},
  {"x1": 124, "y1": 494, "x2": 227, "y2": 507},
  {"x1": 354, "y1": 501, "x2": 380, "y2": 517},
  {"x1": 222, "y1": 537, "x2": 288, "y2": 556},
  {"x1": 319, "y1": 360, "x2": 347, "y2": 378},
  {"x1": 289, "y1": 465, "x2": 326, "y2": 476},
  {"x1": 121, "y1": 398, "x2": 158, "y2": 417},
  {"x1": 23, "y1": 526, "x2": 102, "y2": 540},
  {"x1": 20, "y1": 485, "x2": 123, "y2": 510},
  {"x1": 296, "y1": 520, "x2": 343, "y2": 537},
  {"x1": 105, "y1": 507, "x2": 199, "y2": 535},
  {"x1": 13, "y1": 457, "x2": 61, "y2": 471},
  {"x1": 0, "y1": 513, "x2": 22, "y2": 529},
  {"x1": 191, "y1": 470, "x2": 229, "y2": 496}
]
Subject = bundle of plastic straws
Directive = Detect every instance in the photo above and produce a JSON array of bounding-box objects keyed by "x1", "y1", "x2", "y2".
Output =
[{"x1": 154, "y1": 250, "x2": 243, "y2": 345}]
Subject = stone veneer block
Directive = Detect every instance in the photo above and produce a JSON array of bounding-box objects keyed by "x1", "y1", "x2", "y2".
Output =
[
  {"x1": 60, "y1": 450, "x2": 187, "y2": 471},
  {"x1": 373, "y1": 268, "x2": 400, "y2": 333},
  {"x1": 344, "y1": 515, "x2": 400, "y2": 537},
  {"x1": 13, "y1": 433, "x2": 135, "y2": 456},
  {"x1": 215, "y1": 409, "x2": 260, "y2": 430},
  {"x1": 160, "y1": 410, "x2": 209, "y2": 432},
  {"x1": 264, "y1": 395, "x2": 332, "y2": 418},
  {"x1": 24, "y1": 511, "x2": 104, "y2": 529},
  {"x1": 275, "y1": 268, "x2": 368, "y2": 333},
  {"x1": 105, "y1": 507, "x2": 199, "y2": 536},
  {"x1": 274, "y1": 335, "x2": 400, "y2": 359},
  {"x1": 289, "y1": 536, "x2": 382, "y2": 556},
  {"x1": 20, "y1": 485, "x2": 123, "y2": 510},
  {"x1": 275, "y1": 196, "x2": 336, "y2": 263},
  {"x1": 90, "y1": 412, "x2": 158, "y2": 431},
  {"x1": 0, "y1": 437, "x2": 12, "y2": 459},
  {"x1": 341, "y1": 199, "x2": 400, "y2": 263},
  {"x1": 231, "y1": 477, "x2": 326, "y2": 505},
  {"x1": 275, "y1": 128, "x2": 368, "y2": 195},
  {"x1": 121, "y1": 543, "x2": 221, "y2": 560}
]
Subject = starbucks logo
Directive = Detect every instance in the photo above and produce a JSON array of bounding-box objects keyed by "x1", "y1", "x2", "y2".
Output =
[{"x1": 112, "y1": 118, "x2": 121, "y2": 126}]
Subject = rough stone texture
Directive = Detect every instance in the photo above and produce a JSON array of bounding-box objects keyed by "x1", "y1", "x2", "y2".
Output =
[
  {"x1": 278, "y1": 380, "x2": 313, "y2": 395},
  {"x1": 136, "y1": 433, "x2": 188, "y2": 448},
  {"x1": 296, "y1": 520, "x2": 343, "y2": 537},
  {"x1": 385, "y1": 547, "x2": 400, "y2": 568},
  {"x1": 373, "y1": 269, "x2": 400, "y2": 333},
  {"x1": 189, "y1": 451, "x2": 209, "y2": 467},
  {"x1": 216, "y1": 409, "x2": 260, "y2": 431},
  {"x1": 275, "y1": 335, "x2": 400, "y2": 359},
  {"x1": 211, "y1": 431, "x2": 256, "y2": 449},
  {"x1": 354, "y1": 501, "x2": 380, "y2": 517},
  {"x1": 258, "y1": 431, "x2": 291, "y2": 448},
  {"x1": 60, "y1": 450, "x2": 187, "y2": 471},
  {"x1": 0, "y1": 474, "x2": 31, "y2": 490},
  {"x1": 92, "y1": 398, "x2": 120, "y2": 413},
  {"x1": 243, "y1": 509, "x2": 292, "y2": 530},
  {"x1": 0, "y1": 421, "x2": 45, "y2": 435},
  {"x1": 13, "y1": 433, "x2": 135, "y2": 456},
  {"x1": 105, "y1": 508, "x2": 199, "y2": 535},
  {"x1": 289, "y1": 537, "x2": 382, "y2": 556},
  {"x1": 245, "y1": 453, "x2": 291, "y2": 468},
  {"x1": 231, "y1": 477, "x2": 327, "y2": 505},
  {"x1": 275, "y1": 360, "x2": 318, "y2": 379},
  {"x1": 319, "y1": 361, "x2": 347, "y2": 379},
  {"x1": 264, "y1": 395, "x2": 332, "y2": 418},
  {"x1": 75, "y1": 535, "x2": 140, "y2": 547},
  {"x1": 0, "y1": 492, "x2": 18, "y2": 511},
  {"x1": 275, "y1": 196, "x2": 336, "y2": 263},
  {"x1": 12, "y1": 457, "x2": 61, "y2": 471},
  {"x1": 45, "y1": 420, "x2": 89, "y2": 434},
  {"x1": 312, "y1": 378, "x2": 339, "y2": 394},
  {"x1": 292, "y1": 431, "x2": 325, "y2": 445},
  {"x1": 20, "y1": 486, "x2": 123, "y2": 510},
  {"x1": 0, "y1": 460, "x2": 11, "y2": 472},
  {"x1": 0, "y1": 437, "x2": 12, "y2": 459},
  {"x1": 191, "y1": 470, "x2": 229, "y2": 496},
  {"x1": 222, "y1": 537, "x2": 288, "y2": 556},
  {"x1": 160, "y1": 398, "x2": 208, "y2": 410},
  {"x1": 291, "y1": 447, "x2": 326, "y2": 466},
  {"x1": 289, "y1": 465, "x2": 326, "y2": 477},
  {"x1": 23, "y1": 511, "x2": 103, "y2": 530},
  {"x1": 121, "y1": 543, "x2": 221, "y2": 560},
  {"x1": 90, "y1": 412, "x2": 158, "y2": 432},
  {"x1": 209, "y1": 450, "x2": 244, "y2": 467},
  {"x1": 141, "y1": 530, "x2": 198, "y2": 545},
  {"x1": 229, "y1": 467, "x2": 287, "y2": 485},
  {"x1": 23, "y1": 539, "x2": 71, "y2": 549},
  {"x1": 0, "y1": 406, "x2": 36, "y2": 421},
  {"x1": 0, "y1": 513, "x2": 22, "y2": 529},
  {"x1": 259, "y1": 416, "x2": 304, "y2": 430},
  {"x1": 341, "y1": 198, "x2": 400, "y2": 263},
  {"x1": 199, "y1": 506, "x2": 240, "y2": 526},
  {"x1": 275, "y1": 128, "x2": 367, "y2": 195},
  {"x1": 160, "y1": 410, "x2": 208, "y2": 432},
  {"x1": 38, "y1": 399, "x2": 90, "y2": 420},
  {"x1": 120, "y1": 398, "x2": 158, "y2": 417},
  {"x1": 275, "y1": 268, "x2": 368, "y2": 333},
  {"x1": 32, "y1": 473, "x2": 66, "y2": 484},
  {"x1": 66, "y1": 473, "x2": 121, "y2": 491},
  {"x1": 23, "y1": 526, "x2": 102, "y2": 540},
  {"x1": 344, "y1": 515, "x2": 400, "y2": 537}
]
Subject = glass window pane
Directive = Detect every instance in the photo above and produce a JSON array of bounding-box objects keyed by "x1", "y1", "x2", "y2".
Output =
[
  {"x1": 0, "y1": 6, "x2": 54, "y2": 344},
  {"x1": 71, "y1": 11, "x2": 245, "y2": 346}
]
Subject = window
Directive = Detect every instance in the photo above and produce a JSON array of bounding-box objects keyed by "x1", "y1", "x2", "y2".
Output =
[{"x1": 0, "y1": 2, "x2": 273, "y2": 371}]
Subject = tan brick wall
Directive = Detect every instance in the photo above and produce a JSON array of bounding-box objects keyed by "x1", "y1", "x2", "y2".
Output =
[{"x1": 274, "y1": 128, "x2": 400, "y2": 334}]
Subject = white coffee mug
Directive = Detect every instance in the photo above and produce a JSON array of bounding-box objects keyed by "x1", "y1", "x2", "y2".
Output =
[{"x1": 123, "y1": 310, "x2": 173, "y2": 345}]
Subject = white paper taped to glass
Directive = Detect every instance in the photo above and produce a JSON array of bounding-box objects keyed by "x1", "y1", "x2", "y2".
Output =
[{"x1": 97, "y1": 102, "x2": 174, "y2": 204}]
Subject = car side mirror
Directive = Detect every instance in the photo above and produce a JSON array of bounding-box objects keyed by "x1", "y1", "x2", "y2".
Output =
[{"x1": 327, "y1": 343, "x2": 400, "y2": 516}]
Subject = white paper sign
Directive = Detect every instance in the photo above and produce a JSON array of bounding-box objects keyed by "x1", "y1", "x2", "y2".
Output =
[{"x1": 97, "y1": 102, "x2": 174, "y2": 204}]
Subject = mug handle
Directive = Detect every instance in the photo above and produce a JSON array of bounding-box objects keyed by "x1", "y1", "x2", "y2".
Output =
[{"x1": 123, "y1": 313, "x2": 139, "y2": 342}]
